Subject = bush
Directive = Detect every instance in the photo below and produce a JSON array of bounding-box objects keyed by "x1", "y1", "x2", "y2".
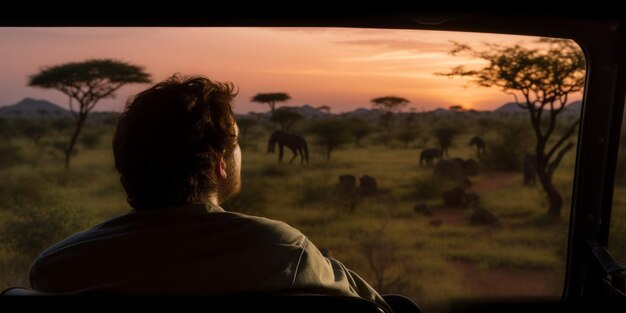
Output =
[
  {"x1": 0, "y1": 142, "x2": 24, "y2": 170},
  {"x1": 50, "y1": 118, "x2": 73, "y2": 133},
  {"x1": 0, "y1": 199, "x2": 89, "y2": 260},
  {"x1": 0, "y1": 174, "x2": 48, "y2": 210},
  {"x1": 354, "y1": 222, "x2": 412, "y2": 294},
  {"x1": 20, "y1": 123, "x2": 47, "y2": 144},
  {"x1": 0, "y1": 117, "x2": 13, "y2": 141},
  {"x1": 481, "y1": 122, "x2": 533, "y2": 170},
  {"x1": 80, "y1": 131, "x2": 102, "y2": 149},
  {"x1": 371, "y1": 132, "x2": 393, "y2": 148}
]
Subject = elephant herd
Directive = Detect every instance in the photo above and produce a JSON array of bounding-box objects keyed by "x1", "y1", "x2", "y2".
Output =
[
  {"x1": 420, "y1": 136, "x2": 486, "y2": 166},
  {"x1": 420, "y1": 135, "x2": 536, "y2": 185}
]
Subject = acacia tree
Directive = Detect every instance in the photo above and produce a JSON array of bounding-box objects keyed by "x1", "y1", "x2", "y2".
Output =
[
  {"x1": 396, "y1": 130, "x2": 417, "y2": 149},
  {"x1": 349, "y1": 118, "x2": 373, "y2": 147},
  {"x1": 438, "y1": 39, "x2": 585, "y2": 216},
  {"x1": 29, "y1": 59, "x2": 150, "y2": 169},
  {"x1": 371, "y1": 96, "x2": 409, "y2": 131},
  {"x1": 251, "y1": 92, "x2": 291, "y2": 113},
  {"x1": 307, "y1": 119, "x2": 351, "y2": 161}
]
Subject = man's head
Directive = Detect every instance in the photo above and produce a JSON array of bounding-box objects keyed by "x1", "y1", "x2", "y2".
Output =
[{"x1": 113, "y1": 74, "x2": 241, "y2": 210}]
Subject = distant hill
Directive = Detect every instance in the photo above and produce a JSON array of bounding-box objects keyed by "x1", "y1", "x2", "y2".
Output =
[
  {"x1": 287, "y1": 104, "x2": 327, "y2": 118},
  {"x1": 494, "y1": 102, "x2": 526, "y2": 113},
  {"x1": 342, "y1": 107, "x2": 382, "y2": 119},
  {"x1": 0, "y1": 98, "x2": 69, "y2": 117},
  {"x1": 564, "y1": 100, "x2": 582, "y2": 114},
  {"x1": 430, "y1": 108, "x2": 454, "y2": 116},
  {"x1": 494, "y1": 100, "x2": 583, "y2": 114},
  {"x1": 249, "y1": 104, "x2": 327, "y2": 118}
]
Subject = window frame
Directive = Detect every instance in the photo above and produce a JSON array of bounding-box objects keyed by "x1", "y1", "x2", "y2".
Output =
[{"x1": 4, "y1": 12, "x2": 625, "y2": 301}]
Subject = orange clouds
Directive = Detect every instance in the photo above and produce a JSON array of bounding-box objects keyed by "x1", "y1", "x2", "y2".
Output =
[{"x1": 0, "y1": 27, "x2": 582, "y2": 113}]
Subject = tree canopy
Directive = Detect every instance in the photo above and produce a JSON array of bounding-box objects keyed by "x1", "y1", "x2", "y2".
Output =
[
  {"x1": 270, "y1": 107, "x2": 302, "y2": 132},
  {"x1": 438, "y1": 38, "x2": 585, "y2": 216},
  {"x1": 251, "y1": 93, "x2": 291, "y2": 113},
  {"x1": 307, "y1": 119, "x2": 352, "y2": 161},
  {"x1": 30, "y1": 59, "x2": 150, "y2": 106},
  {"x1": 371, "y1": 96, "x2": 409, "y2": 131},
  {"x1": 29, "y1": 59, "x2": 151, "y2": 169}
]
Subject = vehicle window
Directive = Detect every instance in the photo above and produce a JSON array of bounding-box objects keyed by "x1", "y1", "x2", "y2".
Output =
[
  {"x1": 0, "y1": 27, "x2": 585, "y2": 311},
  {"x1": 610, "y1": 109, "x2": 626, "y2": 263}
]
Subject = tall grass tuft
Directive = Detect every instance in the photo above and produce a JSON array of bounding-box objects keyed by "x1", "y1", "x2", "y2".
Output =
[{"x1": 1, "y1": 200, "x2": 90, "y2": 261}]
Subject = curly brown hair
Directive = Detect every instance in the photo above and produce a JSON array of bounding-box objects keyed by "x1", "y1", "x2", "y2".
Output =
[{"x1": 113, "y1": 74, "x2": 238, "y2": 210}]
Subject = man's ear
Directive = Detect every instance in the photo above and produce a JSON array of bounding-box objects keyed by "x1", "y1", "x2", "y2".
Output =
[{"x1": 217, "y1": 155, "x2": 227, "y2": 179}]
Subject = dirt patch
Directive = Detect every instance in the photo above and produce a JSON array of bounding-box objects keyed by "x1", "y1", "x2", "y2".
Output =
[
  {"x1": 470, "y1": 171, "x2": 519, "y2": 193},
  {"x1": 452, "y1": 260, "x2": 558, "y2": 297},
  {"x1": 424, "y1": 171, "x2": 521, "y2": 227}
]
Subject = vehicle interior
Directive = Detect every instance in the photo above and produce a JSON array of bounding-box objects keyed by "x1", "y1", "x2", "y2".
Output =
[{"x1": 0, "y1": 11, "x2": 625, "y2": 313}]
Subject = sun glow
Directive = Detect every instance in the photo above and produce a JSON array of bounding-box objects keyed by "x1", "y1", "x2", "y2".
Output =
[{"x1": 0, "y1": 27, "x2": 582, "y2": 113}]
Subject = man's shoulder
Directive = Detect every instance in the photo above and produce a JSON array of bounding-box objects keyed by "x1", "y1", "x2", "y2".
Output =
[{"x1": 225, "y1": 211, "x2": 307, "y2": 246}]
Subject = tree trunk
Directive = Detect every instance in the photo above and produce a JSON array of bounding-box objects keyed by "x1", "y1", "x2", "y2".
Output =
[
  {"x1": 536, "y1": 163, "x2": 563, "y2": 217},
  {"x1": 326, "y1": 146, "x2": 331, "y2": 161},
  {"x1": 547, "y1": 187, "x2": 563, "y2": 217},
  {"x1": 384, "y1": 114, "x2": 392, "y2": 132},
  {"x1": 65, "y1": 115, "x2": 86, "y2": 170}
]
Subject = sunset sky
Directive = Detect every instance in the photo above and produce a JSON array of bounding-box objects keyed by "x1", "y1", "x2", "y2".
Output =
[{"x1": 0, "y1": 27, "x2": 583, "y2": 114}]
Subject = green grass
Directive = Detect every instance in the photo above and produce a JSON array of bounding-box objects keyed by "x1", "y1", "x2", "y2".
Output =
[{"x1": 0, "y1": 117, "x2": 614, "y2": 312}]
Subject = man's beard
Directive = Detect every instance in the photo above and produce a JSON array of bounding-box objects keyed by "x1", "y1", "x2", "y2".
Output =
[{"x1": 217, "y1": 156, "x2": 241, "y2": 204}]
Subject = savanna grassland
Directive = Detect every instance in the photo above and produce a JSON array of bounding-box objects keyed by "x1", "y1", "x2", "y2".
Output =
[{"x1": 0, "y1": 111, "x2": 624, "y2": 312}]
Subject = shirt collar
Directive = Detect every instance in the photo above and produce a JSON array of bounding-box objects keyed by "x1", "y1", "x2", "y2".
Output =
[
  {"x1": 202, "y1": 202, "x2": 226, "y2": 213},
  {"x1": 133, "y1": 202, "x2": 225, "y2": 214}
]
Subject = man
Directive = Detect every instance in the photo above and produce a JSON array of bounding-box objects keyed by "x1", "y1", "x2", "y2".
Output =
[{"x1": 29, "y1": 75, "x2": 390, "y2": 311}]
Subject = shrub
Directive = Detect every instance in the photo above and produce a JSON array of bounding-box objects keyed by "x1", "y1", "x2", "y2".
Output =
[
  {"x1": 0, "y1": 199, "x2": 89, "y2": 260},
  {"x1": 371, "y1": 132, "x2": 393, "y2": 148},
  {"x1": 80, "y1": 131, "x2": 102, "y2": 149},
  {"x1": 21, "y1": 123, "x2": 47, "y2": 144},
  {"x1": 354, "y1": 222, "x2": 412, "y2": 294},
  {"x1": 481, "y1": 122, "x2": 533, "y2": 170},
  {"x1": 50, "y1": 118, "x2": 73, "y2": 133},
  {"x1": 0, "y1": 142, "x2": 24, "y2": 170},
  {"x1": 307, "y1": 119, "x2": 352, "y2": 161},
  {"x1": 0, "y1": 173, "x2": 48, "y2": 210}
]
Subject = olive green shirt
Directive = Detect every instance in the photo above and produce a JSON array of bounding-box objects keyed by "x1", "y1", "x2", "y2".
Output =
[{"x1": 30, "y1": 203, "x2": 389, "y2": 311}]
